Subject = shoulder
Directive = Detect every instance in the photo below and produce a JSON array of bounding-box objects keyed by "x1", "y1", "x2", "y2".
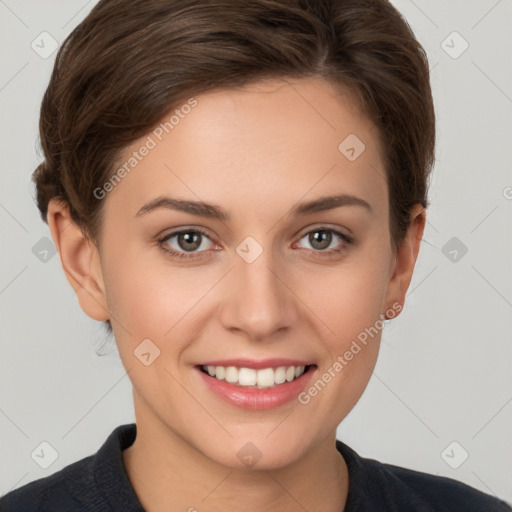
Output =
[
  {"x1": 336, "y1": 440, "x2": 512, "y2": 512},
  {"x1": 371, "y1": 460, "x2": 511, "y2": 512},
  {"x1": 0, "y1": 423, "x2": 140, "y2": 512},
  {"x1": 0, "y1": 454, "x2": 97, "y2": 512}
]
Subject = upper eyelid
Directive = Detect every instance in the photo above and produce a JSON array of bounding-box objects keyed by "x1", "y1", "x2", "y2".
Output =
[
  {"x1": 295, "y1": 224, "x2": 351, "y2": 239},
  {"x1": 161, "y1": 227, "x2": 216, "y2": 246}
]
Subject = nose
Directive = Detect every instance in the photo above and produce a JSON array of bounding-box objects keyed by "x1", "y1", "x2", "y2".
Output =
[{"x1": 219, "y1": 243, "x2": 299, "y2": 342}]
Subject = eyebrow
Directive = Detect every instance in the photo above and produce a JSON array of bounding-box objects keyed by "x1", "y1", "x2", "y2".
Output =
[{"x1": 134, "y1": 193, "x2": 373, "y2": 220}]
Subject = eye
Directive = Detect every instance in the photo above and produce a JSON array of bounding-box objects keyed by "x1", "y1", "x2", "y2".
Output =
[
  {"x1": 157, "y1": 225, "x2": 353, "y2": 262},
  {"x1": 158, "y1": 228, "x2": 216, "y2": 259},
  {"x1": 295, "y1": 227, "x2": 353, "y2": 254}
]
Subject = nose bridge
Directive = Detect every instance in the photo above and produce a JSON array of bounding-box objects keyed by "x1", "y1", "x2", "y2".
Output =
[{"x1": 220, "y1": 238, "x2": 297, "y2": 340}]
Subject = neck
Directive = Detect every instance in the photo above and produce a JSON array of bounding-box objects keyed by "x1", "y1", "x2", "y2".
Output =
[{"x1": 123, "y1": 406, "x2": 349, "y2": 512}]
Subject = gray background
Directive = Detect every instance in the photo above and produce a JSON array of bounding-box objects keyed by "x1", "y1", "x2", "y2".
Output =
[{"x1": 1, "y1": 0, "x2": 511, "y2": 504}]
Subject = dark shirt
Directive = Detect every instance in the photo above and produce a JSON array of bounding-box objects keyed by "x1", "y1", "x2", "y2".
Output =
[{"x1": 1, "y1": 423, "x2": 510, "y2": 511}]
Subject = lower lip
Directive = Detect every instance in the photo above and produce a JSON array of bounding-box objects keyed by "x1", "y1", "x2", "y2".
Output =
[{"x1": 196, "y1": 366, "x2": 316, "y2": 410}]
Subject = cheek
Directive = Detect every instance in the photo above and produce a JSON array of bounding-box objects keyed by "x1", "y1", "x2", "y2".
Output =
[
  {"x1": 102, "y1": 244, "x2": 223, "y2": 348},
  {"x1": 297, "y1": 247, "x2": 391, "y2": 340},
  {"x1": 295, "y1": 243, "x2": 391, "y2": 399}
]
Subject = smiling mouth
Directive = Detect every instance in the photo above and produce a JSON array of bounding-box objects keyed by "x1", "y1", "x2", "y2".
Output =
[{"x1": 199, "y1": 364, "x2": 314, "y2": 389}]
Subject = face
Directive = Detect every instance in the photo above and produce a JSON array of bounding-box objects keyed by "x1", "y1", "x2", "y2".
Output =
[{"x1": 51, "y1": 77, "x2": 422, "y2": 470}]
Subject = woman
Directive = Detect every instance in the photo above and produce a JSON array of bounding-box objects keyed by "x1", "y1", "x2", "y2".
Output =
[{"x1": 1, "y1": 0, "x2": 510, "y2": 510}]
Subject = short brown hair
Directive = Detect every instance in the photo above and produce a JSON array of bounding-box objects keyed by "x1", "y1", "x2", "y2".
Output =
[{"x1": 33, "y1": 0, "x2": 435, "y2": 333}]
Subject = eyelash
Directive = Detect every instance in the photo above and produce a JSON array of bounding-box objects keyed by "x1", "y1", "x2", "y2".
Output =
[{"x1": 157, "y1": 227, "x2": 353, "y2": 261}]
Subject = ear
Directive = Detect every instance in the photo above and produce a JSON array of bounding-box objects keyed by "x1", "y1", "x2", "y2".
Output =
[
  {"x1": 384, "y1": 203, "x2": 426, "y2": 316},
  {"x1": 47, "y1": 199, "x2": 110, "y2": 322}
]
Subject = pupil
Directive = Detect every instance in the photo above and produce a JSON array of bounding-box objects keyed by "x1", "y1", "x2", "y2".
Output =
[
  {"x1": 310, "y1": 230, "x2": 331, "y2": 250},
  {"x1": 179, "y1": 232, "x2": 201, "y2": 251}
]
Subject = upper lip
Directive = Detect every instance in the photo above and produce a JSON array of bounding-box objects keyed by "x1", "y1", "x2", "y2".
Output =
[{"x1": 196, "y1": 358, "x2": 315, "y2": 370}]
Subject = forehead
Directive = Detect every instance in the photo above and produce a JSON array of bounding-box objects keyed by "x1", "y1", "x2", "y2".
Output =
[{"x1": 104, "y1": 77, "x2": 388, "y2": 223}]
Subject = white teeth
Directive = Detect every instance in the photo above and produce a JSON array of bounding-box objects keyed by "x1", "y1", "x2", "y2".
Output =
[
  {"x1": 225, "y1": 366, "x2": 238, "y2": 383},
  {"x1": 215, "y1": 366, "x2": 226, "y2": 380},
  {"x1": 256, "y1": 368, "x2": 275, "y2": 387},
  {"x1": 274, "y1": 367, "x2": 286, "y2": 384},
  {"x1": 202, "y1": 364, "x2": 307, "y2": 388},
  {"x1": 238, "y1": 368, "x2": 257, "y2": 386}
]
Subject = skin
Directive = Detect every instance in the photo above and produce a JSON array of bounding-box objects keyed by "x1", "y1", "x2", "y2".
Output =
[{"x1": 47, "y1": 76, "x2": 425, "y2": 512}]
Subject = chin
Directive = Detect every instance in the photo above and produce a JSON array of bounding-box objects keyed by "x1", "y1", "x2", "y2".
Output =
[{"x1": 195, "y1": 430, "x2": 316, "y2": 472}]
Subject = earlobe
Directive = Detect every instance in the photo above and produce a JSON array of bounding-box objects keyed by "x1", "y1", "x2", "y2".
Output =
[
  {"x1": 384, "y1": 204, "x2": 426, "y2": 315},
  {"x1": 47, "y1": 199, "x2": 110, "y2": 322}
]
